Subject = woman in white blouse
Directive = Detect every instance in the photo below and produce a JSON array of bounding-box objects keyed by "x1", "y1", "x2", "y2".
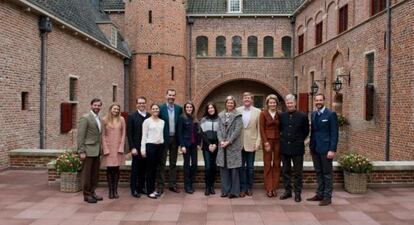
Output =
[{"x1": 141, "y1": 103, "x2": 165, "y2": 199}]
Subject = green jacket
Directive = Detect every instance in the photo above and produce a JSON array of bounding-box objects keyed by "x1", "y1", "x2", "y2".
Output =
[{"x1": 77, "y1": 112, "x2": 102, "y2": 157}]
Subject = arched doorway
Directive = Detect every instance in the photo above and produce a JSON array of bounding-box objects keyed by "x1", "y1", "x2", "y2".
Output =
[{"x1": 196, "y1": 80, "x2": 284, "y2": 118}]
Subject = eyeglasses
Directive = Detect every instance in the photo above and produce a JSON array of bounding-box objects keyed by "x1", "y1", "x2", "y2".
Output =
[{"x1": 137, "y1": 102, "x2": 146, "y2": 105}]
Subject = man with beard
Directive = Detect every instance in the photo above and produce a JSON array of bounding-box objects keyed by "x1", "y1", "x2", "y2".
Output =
[
  {"x1": 77, "y1": 98, "x2": 104, "y2": 203},
  {"x1": 307, "y1": 93, "x2": 338, "y2": 206},
  {"x1": 127, "y1": 97, "x2": 151, "y2": 198},
  {"x1": 279, "y1": 94, "x2": 309, "y2": 202},
  {"x1": 157, "y1": 89, "x2": 183, "y2": 195}
]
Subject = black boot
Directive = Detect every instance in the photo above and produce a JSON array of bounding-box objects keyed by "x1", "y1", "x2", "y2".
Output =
[
  {"x1": 205, "y1": 186, "x2": 210, "y2": 196},
  {"x1": 113, "y1": 168, "x2": 120, "y2": 199},
  {"x1": 107, "y1": 170, "x2": 114, "y2": 199},
  {"x1": 210, "y1": 185, "x2": 215, "y2": 195}
]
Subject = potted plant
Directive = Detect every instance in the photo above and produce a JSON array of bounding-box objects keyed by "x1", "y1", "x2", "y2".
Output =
[
  {"x1": 338, "y1": 152, "x2": 373, "y2": 194},
  {"x1": 337, "y1": 114, "x2": 348, "y2": 127},
  {"x1": 56, "y1": 150, "x2": 82, "y2": 192}
]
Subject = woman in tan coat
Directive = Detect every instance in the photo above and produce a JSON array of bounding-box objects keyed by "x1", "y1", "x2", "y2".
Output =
[
  {"x1": 259, "y1": 94, "x2": 281, "y2": 197},
  {"x1": 102, "y1": 103, "x2": 126, "y2": 199}
]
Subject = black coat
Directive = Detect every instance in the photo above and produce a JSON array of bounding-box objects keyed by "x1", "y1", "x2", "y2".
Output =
[
  {"x1": 127, "y1": 111, "x2": 150, "y2": 156},
  {"x1": 279, "y1": 110, "x2": 310, "y2": 156}
]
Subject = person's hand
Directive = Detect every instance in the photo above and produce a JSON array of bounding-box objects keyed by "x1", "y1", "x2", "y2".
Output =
[
  {"x1": 80, "y1": 152, "x2": 86, "y2": 161},
  {"x1": 327, "y1": 151, "x2": 335, "y2": 159},
  {"x1": 104, "y1": 152, "x2": 110, "y2": 156},
  {"x1": 264, "y1": 142, "x2": 271, "y2": 152},
  {"x1": 181, "y1": 147, "x2": 187, "y2": 154},
  {"x1": 140, "y1": 149, "x2": 146, "y2": 158},
  {"x1": 221, "y1": 141, "x2": 229, "y2": 148},
  {"x1": 131, "y1": 148, "x2": 138, "y2": 156},
  {"x1": 209, "y1": 144, "x2": 217, "y2": 152}
]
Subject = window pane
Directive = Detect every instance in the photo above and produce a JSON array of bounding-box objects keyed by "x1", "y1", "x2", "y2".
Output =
[
  {"x1": 282, "y1": 36, "x2": 292, "y2": 57},
  {"x1": 248, "y1": 36, "x2": 257, "y2": 57},
  {"x1": 196, "y1": 36, "x2": 208, "y2": 56},
  {"x1": 232, "y1": 36, "x2": 242, "y2": 57},
  {"x1": 229, "y1": 0, "x2": 241, "y2": 12},
  {"x1": 216, "y1": 36, "x2": 226, "y2": 56},
  {"x1": 263, "y1": 36, "x2": 274, "y2": 57},
  {"x1": 366, "y1": 53, "x2": 374, "y2": 84}
]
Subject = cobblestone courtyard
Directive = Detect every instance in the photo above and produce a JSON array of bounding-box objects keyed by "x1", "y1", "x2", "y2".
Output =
[{"x1": 1, "y1": 170, "x2": 414, "y2": 225}]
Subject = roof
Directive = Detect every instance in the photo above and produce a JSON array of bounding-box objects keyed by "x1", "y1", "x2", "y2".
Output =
[
  {"x1": 187, "y1": 0, "x2": 305, "y2": 15},
  {"x1": 100, "y1": 0, "x2": 125, "y2": 11},
  {"x1": 25, "y1": 0, "x2": 130, "y2": 57}
]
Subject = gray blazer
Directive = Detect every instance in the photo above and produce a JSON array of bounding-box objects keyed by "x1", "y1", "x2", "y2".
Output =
[
  {"x1": 77, "y1": 112, "x2": 102, "y2": 157},
  {"x1": 216, "y1": 110, "x2": 243, "y2": 169}
]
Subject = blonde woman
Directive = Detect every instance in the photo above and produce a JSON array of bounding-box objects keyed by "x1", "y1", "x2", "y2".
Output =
[{"x1": 102, "y1": 103, "x2": 126, "y2": 199}]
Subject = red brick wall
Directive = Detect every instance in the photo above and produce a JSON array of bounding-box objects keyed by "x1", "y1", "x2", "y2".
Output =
[
  {"x1": 0, "y1": 2, "x2": 125, "y2": 168},
  {"x1": 294, "y1": 0, "x2": 413, "y2": 160},
  {"x1": 107, "y1": 12, "x2": 125, "y2": 36}
]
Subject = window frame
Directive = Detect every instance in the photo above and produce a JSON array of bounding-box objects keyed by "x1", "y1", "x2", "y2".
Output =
[
  {"x1": 338, "y1": 4, "x2": 348, "y2": 34},
  {"x1": 232, "y1": 36, "x2": 242, "y2": 57},
  {"x1": 263, "y1": 36, "x2": 274, "y2": 57},
  {"x1": 298, "y1": 34, "x2": 304, "y2": 54},
  {"x1": 315, "y1": 21, "x2": 323, "y2": 45},
  {"x1": 228, "y1": 0, "x2": 242, "y2": 13},
  {"x1": 216, "y1": 36, "x2": 226, "y2": 57},
  {"x1": 196, "y1": 36, "x2": 209, "y2": 57},
  {"x1": 247, "y1": 36, "x2": 258, "y2": 57}
]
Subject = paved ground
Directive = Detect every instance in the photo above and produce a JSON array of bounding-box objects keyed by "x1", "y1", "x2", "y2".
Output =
[{"x1": 1, "y1": 170, "x2": 414, "y2": 225}]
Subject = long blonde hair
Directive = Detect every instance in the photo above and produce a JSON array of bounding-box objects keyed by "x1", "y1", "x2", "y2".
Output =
[{"x1": 105, "y1": 103, "x2": 121, "y2": 125}]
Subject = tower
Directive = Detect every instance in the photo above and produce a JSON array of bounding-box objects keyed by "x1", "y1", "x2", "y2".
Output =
[{"x1": 125, "y1": 0, "x2": 188, "y2": 108}]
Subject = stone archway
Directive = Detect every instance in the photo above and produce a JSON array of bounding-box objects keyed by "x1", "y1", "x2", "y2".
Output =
[{"x1": 196, "y1": 80, "x2": 284, "y2": 118}]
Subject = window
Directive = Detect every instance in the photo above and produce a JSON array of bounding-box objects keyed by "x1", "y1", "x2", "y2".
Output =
[
  {"x1": 282, "y1": 36, "x2": 292, "y2": 57},
  {"x1": 21, "y1": 92, "x2": 28, "y2": 110},
  {"x1": 315, "y1": 22, "x2": 323, "y2": 45},
  {"x1": 69, "y1": 77, "x2": 78, "y2": 101},
  {"x1": 112, "y1": 85, "x2": 117, "y2": 102},
  {"x1": 171, "y1": 66, "x2": 175, "y2": 80},
  {"x1": 148, "y1": 55, "x2": 152, "y2": 69},
  {"x1": 371, "y1": 0, "x2": 386, "y2": 16},
  {"x1": 228, "y1": 0, "x2": 241, "y2": 13},
  {"x1": 149, "y1": 10, "x2": 152, "y2": 23},
  {"x1": 232, "y1": 36, "x2": 242, "y2": 57},
  {"x1": 247, "y1": 36, "x2": 257, "y2": 57},
  {"x1": 366, "y1": 53, "x2": 375, "y2": 84},
  {"x1": 338, "y1": 5, "x2": 348, "y2": 34},
  {"x1": 263, "y1": 36, "x2": 274, "y2": 57},
  {"x1": 298, "y1": 34, "x2": 304, "y2": 54},
  {"x1": 110, "y1": 26, "x2": 117, "y2": 47},
  {"x1": 216, "y1": 36, "x2": 226, "y2": 56},
  {"x1": 253, "y1": 95, "x2": 264, "y2": 109},
  {"x1": 196, "y1": 36, "x2": 208, "y2": 56}
]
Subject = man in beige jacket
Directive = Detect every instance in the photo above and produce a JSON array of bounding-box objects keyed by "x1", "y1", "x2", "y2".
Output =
[
  {"x1": 237, "y1": 92, "x2": 261, "y2": 197},
  {"x1": 77, "y1": 98, "x2": 103, "y2": 203}
]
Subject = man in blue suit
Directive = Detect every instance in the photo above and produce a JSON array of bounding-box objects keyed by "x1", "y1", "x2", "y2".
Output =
[
  {"x1": 157, "y1": 89, "x2": 183, "y2": 195},
  {"x1": 307, "y1": 93, "x2": 338, "y2": 206}
]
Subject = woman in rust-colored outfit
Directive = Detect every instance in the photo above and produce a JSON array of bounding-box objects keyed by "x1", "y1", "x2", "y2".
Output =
[
  {"x1": 102, "y1": 103, "x2": 126, "y2": 199},
  {"x1": 259, "y1": 94, "x2": 281, "y2": 197}
]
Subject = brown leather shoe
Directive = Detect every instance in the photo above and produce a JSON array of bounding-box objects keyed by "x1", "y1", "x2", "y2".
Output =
[
  {"x1": 306, "y1": 195, "x2": 323, "y2": 201},
  {"x1": 246, "y1": 190, "x2": 252, "y2": 196},
  {"x1": 239, "y1": 192, "x2": 246, "y2": 198},
  {"x1": 169, "y1": 186, "x2": 180, "y2": 193},
  {"x1": 319, "y1": 198, "x2": 332, "y2": 206}
]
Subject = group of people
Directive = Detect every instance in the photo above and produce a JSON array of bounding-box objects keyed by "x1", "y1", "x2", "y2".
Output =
[{"x1": 77, "y1": 89, "x2": 338, "y2": 207}]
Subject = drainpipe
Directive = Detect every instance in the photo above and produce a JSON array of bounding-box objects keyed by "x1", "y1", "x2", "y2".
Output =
[
  {"x1": 38, "y1": 16, "x2": 52, "y2": 149},
  {"x1": 187, "y1": 17, "x2": 195, "y2": 100},
  {"x1": 385, "y1": 0, "x2": 392, "y2": 161},
  {"x1": 123, "y1": 58, "x2": 131, "y2": 111},
  {"x1": 290, "y1": 16, "x2": 296, "y2": 94}
]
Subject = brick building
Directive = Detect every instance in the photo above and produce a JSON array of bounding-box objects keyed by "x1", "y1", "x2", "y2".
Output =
[{"x1": 1, "y1": 0, "x2": 413, "y2": 168}]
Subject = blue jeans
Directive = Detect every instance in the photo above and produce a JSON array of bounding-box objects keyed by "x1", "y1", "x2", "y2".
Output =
[
  {"x1": 202, "y1": 148, "x2": 217, "y2": 189},
  {"x1": 240, "y1": 149, "x2": 255, "y2": 193}
]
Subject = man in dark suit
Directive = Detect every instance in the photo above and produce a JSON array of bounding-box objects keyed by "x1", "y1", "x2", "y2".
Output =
[
  {"x1": 157, "y1": 89, "x2": 183, "y2": 195},
  {"x1": 308, "y1": 93, "x2": 338, "y2": 206},
  {"x1": 77, "y1": 98, "x2": 104, "y2": 203},
  {"x1": 127, "y1": 97, "x2": 150, "y2": 198},
  {"x1": 279, "y1": 94, "x2": 309, "y2": 202}
]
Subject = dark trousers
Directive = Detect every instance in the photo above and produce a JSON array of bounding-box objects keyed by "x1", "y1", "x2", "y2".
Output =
[
  {"x1": 240, "y1": 150, "x2": 255, "y2": 193},
  {"x1": 146, "y1": 143, "x2": 162, "y2": 194},
  {"x1": 157, "y1": 136, "x2": 178, "y2": 190},
  {"x1": 220, "y1": 167, "x2": 240, "y2": 196},
  {"x1": 281, "y1": 154, "x2": 304, "y2": 194},
  {"x1": 311, "y1": 152, "x2": 333, "y2": 199},
  {"x1": 130, "y1": 154, "x2": 146, "y2": 194},
  {"x1": 183, "y1": 145, "x2": 198, "y2": 191},
  {"x1": 202, "y1": 149, "x2": 217, "y2": 189},
  {"x1": 81, "y1": 156, "x2": 100, "y2": 197}
]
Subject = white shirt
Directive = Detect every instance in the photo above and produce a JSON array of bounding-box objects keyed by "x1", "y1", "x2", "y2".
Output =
[
  {"x1": 138, "y1": 110, "x2": 147, "y2": 117},
  {"x1": 90, "y1": 110, "x2": 101, "y2": 132},
  {"x1": 318, "y1": 106, "x2": 326, "y2": 115},
  {"x1": 269, "y1": 110, "x2": 276, "y2": 119},
  {"x1": 141, "y1": 117, "x2": 165, "y2": 153},
  {"x1": 242, "y1": 107, "x2": 251, "y2": 128}
]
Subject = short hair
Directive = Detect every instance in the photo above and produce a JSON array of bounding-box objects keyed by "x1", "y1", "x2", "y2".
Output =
[
  {"x1": 314, "y1": 93, "x2": 325, "y2": 100},
  {"x1": 265, "y1": 94, "x2": 278, "y2": 106},
  {"x1": 203, "y1": 102, "x2": 218, "y2": 118},
  {"x1": 225, "y1": 95, "x2": 237, "y2": 108},
  {"x1": 136, "y1": 96, "x2": 146, "y2": 103},
  {"x1": 243, "y1": 92, "x2": 253, "y2": 98},
  {"x1": 285, "y1": 94, "x2": 296, "y2": 102},
  {"x1": 90, "y1": 98, "x2": 102, "y2": 105},
  {"x1": 166, "y1": 89, "x2": 176, "y2": 94},
  {"x1": 150, "y1": 103, "x2": 160, "y2": 109}
]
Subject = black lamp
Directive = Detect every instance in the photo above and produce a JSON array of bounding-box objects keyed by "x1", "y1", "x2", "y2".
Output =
[
  {"x1": 310, "y1": 77, "x2": 326, "y2": 95},
  {"x1": 332, "y1": 77, "x2": 342, "y2": 92}
]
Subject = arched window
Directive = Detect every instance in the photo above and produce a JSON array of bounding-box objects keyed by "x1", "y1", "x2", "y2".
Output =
[
  {"x1": 196, "y1": 36, "x2": 208, "y2": 56},
  {"x1": 263, "y1": 36, "x2": 274, "y2": 57},
  {"x1": 216, "y1": 36, "x2": 226, "y2": 56},
  {"x1": 248, "y1": 36, "x2": 258, "y2": 57},
  {"x1": 232, "y1": 36, "x2": 242, "y2": 57},
  {"x1": 282, "y1": 36, "x2": 292, "y2": 57}
]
